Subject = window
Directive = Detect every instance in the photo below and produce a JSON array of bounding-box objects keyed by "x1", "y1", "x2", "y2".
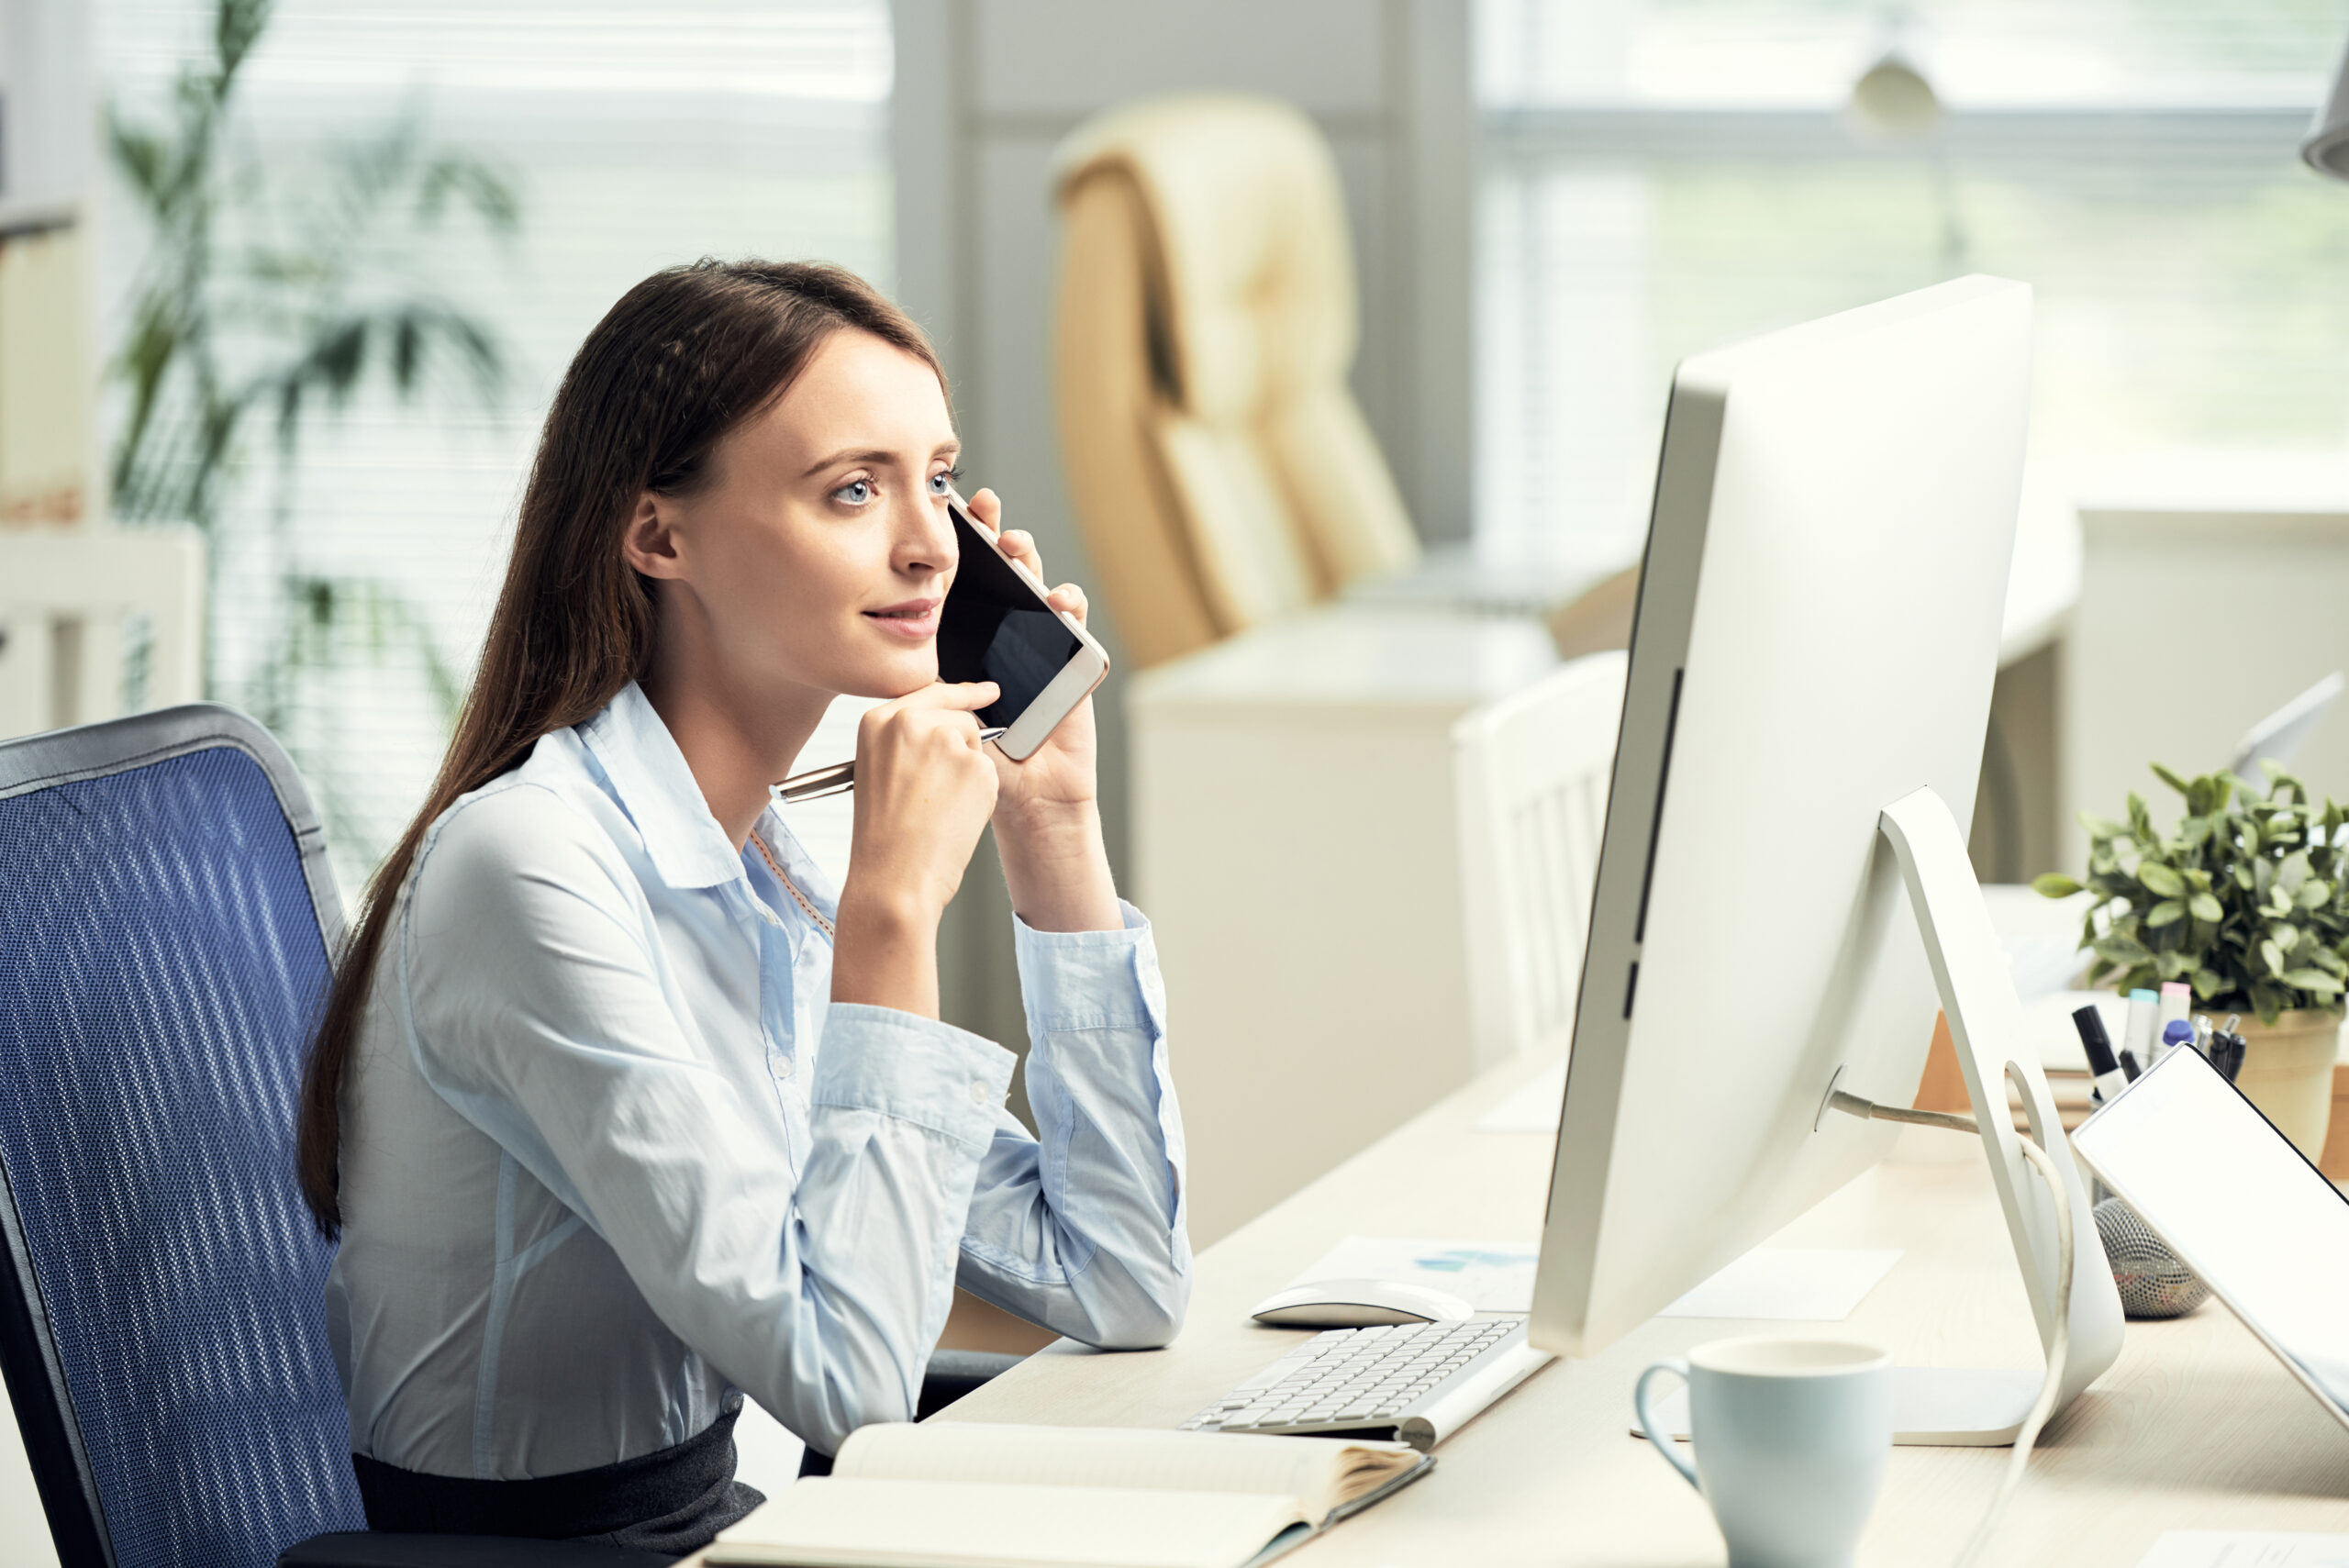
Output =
[
  {"x1": 98, "y1": 0, "x2": 893, "y2": 886},
  {"x1": 1474, "y1": 0, "x2": 2349, "y2": 571}
]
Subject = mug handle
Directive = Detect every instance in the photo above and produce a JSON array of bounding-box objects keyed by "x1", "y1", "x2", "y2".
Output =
[{"x1": 1632, "y1": 1357, "x2": 1699, "y2": 1491}]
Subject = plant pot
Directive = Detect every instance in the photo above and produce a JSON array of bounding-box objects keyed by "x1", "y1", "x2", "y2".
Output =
[{"x1": 2233, "y1": 1010, "x2": 2343, "y2": 1162}]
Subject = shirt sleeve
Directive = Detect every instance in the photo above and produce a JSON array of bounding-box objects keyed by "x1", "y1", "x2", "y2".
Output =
[
  {"x1": 952, "y1": 901, "x2": 1192, "y2": 1349},
  {"x1": 396, "y1": 786, "x2": 1015, "y2": 1457}
]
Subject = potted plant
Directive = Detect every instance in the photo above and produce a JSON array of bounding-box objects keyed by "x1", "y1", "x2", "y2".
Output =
[{"x1": 2033, "y1": 762, "x2": 2348, "y2": 1159}]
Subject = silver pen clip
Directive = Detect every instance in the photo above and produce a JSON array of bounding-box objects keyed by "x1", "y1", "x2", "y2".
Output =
[{"x1": 774, "y1": 726, "x2": 1008, "y2": 805}]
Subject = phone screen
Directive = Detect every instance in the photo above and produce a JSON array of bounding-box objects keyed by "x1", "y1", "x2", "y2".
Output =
[{"x1": 937, "y1": 505, "x2": 1084, "y2": 731}]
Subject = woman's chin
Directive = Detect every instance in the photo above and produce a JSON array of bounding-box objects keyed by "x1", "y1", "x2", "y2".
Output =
[{"x1": 841, "y1": 650, "x2": 940, "y2": 702}]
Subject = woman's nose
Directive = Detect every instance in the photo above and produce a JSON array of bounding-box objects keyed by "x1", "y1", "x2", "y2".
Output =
[{"x1": 895, "y1": 494, "x2": 957, "y2": 576}]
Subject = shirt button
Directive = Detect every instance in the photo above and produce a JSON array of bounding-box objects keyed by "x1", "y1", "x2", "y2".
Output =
[
  {"x1": 968, "y1": 1079, "x2": 992, "y2": 1107},
  {"x1": 774, "y1": 1053, "x2": 794, "y2": 1078}
]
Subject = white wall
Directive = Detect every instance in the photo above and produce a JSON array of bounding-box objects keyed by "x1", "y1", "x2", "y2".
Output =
[
  {"x1": 0, "y1": 0, "x2": 90, "y2": 216},
  {"x1": 892, "y1": 0, "x2": 1475, "y2": 1051}
]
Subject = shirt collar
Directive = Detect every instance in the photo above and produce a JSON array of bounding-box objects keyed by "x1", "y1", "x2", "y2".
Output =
[{"x1": 577, "y1": 682, "x2": 747, "y2": 891}]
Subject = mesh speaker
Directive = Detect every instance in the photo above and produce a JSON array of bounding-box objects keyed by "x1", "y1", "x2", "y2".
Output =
[{"x1": 2093, "y1": 1195, "x2": 2210, "y2": 1319}]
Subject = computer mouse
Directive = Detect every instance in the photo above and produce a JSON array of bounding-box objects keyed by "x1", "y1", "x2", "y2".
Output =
[{"x1": 1247, "y1": 1276, "x2": 1477, "y2": 1329}]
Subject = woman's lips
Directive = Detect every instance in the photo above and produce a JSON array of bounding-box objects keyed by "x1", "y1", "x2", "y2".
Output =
[{"x1": 863, "y1": 598, "x2": 941, "y2": 639}]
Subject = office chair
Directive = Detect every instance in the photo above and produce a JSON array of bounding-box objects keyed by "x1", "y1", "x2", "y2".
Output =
[
  {"x1": 1451, "y1": 652, "x2": 1629, "y2": 1069},
  {"x1": 1052, "y1": 95, "x2": 1422, "y2": 671},
  {"x1": 0, "y1": 706, "x2": 669, "y2": 1567}
]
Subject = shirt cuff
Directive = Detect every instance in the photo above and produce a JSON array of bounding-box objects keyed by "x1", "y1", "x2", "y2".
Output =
[
  {"x1": 812, "y1": 1003, "x2": 1017, "y2": 1150},
  {"x1": 1013, "y1": 900, "x2": 1163, "y2": 1036}
]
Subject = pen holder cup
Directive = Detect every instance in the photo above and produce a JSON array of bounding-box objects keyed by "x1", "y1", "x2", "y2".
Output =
[{"x1": 2092, "y1": 1195, "x2": 2208, "y2": 1318}]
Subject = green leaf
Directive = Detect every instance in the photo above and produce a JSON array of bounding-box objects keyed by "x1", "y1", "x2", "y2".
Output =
[
  {"x1": 2155, "y1": 950, "x2": 2191, "y2": 981},
  {"x1": 2177, "y1": 816, "x2": 2214, "y2": 849},
  {"x1": 2285, "y1": 970, "x2": 2345, "y2": 995},
  {"x1": 2032, "y1": 873, "x2": 2084, "y2": 899},
  {"x1": 2144, "y1": 899, "x2": 2186, "y2": 928},
  {"x1": 2078, "y1": 812, "x2": 2129, "y2": 841},
  {"x1": 2264, "y1": 939, "x2": 2288, "y2": 976},
  {"x1": 2301, "y1": 880, "x2": 2333, "y2": 910},
  {"x1": 2095, "y1": 934, "x2": 2154, "y2": 966},
  {"x1": 2190, "y1": 892, "x2": 2224, "y2": 922},
  {"x1": 2137, "y1": 862, "x2": 2186, "y2": 898},
  {"x1": 2151, "y1": 762, "x2": 2192, "y2": 797},
  {"x1": 2193, "y1": 967, "x2": 2227, "y2": 996}
]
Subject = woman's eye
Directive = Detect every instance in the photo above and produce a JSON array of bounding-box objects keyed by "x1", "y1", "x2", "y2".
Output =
[
  {"x1": 832, "y1": 478, "x2": 874, "y2": 506},
  {"x1": 927, "y1": 469, "x2": 960, "y2": 496}
]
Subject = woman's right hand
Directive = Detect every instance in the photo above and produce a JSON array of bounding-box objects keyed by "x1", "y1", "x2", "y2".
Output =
[{"x1": 830, "y1": 682, "x2": 1000, "y2": 1018}]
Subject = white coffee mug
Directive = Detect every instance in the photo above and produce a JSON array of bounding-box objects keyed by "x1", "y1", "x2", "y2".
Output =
[{"x1": 1632, "y1": 1337, "x2": 1892, "y2": 1568}]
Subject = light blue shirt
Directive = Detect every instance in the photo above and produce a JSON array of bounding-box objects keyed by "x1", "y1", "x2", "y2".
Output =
[{"x1": 326, "y1": 683, "x2": 1189, "y2": 1477}]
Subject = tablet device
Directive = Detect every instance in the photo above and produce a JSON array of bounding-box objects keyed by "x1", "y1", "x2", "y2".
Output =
[
  {"x1": 935, "y1": 489, "x2": 1110, "y2": 761},
  {"x1": 2070, "y1": 1044, "x2": 2349, "y2": 1429}
]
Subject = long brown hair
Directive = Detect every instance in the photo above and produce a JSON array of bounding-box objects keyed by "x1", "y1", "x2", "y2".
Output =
[{"x1": 296, "y1": 259, "x2": 947, "y2": 1236}]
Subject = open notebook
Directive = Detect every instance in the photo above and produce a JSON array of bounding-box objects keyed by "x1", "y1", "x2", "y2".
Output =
[{"x1": 705, "y1": 1422, "x2": 1433, "y2": 1568}]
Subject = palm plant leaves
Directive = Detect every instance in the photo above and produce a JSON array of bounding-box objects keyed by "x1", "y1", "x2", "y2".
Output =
[{"x1": 103, "y1": 0, "x2": 518, "y2": 875}]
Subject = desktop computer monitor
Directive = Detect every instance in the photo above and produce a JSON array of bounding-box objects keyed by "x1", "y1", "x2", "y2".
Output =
[{"x1": 1529, "y1": 278, "x2": 2115, "y2": 1420}]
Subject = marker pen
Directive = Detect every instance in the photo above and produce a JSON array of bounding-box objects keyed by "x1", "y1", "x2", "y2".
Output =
[
  {"x1": 2125, "y1": 987, "x2": 2160, "y2": 1071},
  {"x1": 2160, "y1": 1018, "x2": 2195, "y2": 1068},
  {"x1": 2073, "y1": 1004, "x2": 2128, "y2": 1104}
]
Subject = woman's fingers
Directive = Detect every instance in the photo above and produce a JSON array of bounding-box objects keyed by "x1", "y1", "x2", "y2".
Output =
[
  {"x1": 1047, "y1": 583, "x2": 1087, "y2": 627},
  {"x1": 904, "y1": 680, "x2": 999, "y2": 714},
  {"x1": 966, "y1": 487, "x2": 1003, "y2": 536},
  {"x1": 964, "y1": 487, "x2": 1056, "y2": 585},
  {"x1": 999, "y1": 528, "x2": 1044, "y2": 584}
]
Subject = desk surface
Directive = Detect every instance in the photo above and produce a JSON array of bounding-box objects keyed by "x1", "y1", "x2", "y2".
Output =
[{"x1": 708, "y1": 1051, "x2": 2349, "y2": 1567}]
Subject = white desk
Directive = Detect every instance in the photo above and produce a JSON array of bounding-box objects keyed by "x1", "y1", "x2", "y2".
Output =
[{"x1": 903, "y1": 1051, "x2": 2349, "y2": 1567}]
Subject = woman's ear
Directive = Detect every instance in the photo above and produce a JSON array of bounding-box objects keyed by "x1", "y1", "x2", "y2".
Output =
[{"x1": 622, "y1": 493, "x2": 686, "y2": 580}]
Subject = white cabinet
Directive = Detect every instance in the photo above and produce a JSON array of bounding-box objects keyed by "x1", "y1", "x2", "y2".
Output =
[{"x1": 1130, "y1": 607, "x2": 1557, "y2": 1245}]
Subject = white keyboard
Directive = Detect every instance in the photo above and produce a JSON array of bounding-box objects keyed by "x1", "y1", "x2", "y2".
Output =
[{"x1": 1180, "y1": 1319, "x2": 1553, "y2": 1451}]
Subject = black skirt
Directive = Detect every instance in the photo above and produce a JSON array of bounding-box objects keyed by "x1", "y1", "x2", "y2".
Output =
[{"x1": 350, "y1": 1404, "x2": 764, "y2": 1556}]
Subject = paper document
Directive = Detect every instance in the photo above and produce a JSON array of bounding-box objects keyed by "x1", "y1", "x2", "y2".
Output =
[
  {"x1": 1290, "y1": 1238, "x2": 1539, "y2": 1313},
  {"x1": 1475, "y1": 1062, "x2": 1566, "y2": 1134},
  {"x1": 1658, "y1": 1248, "x2": 1902, "y2": 1320},
  {"x1": 2134, "y1": 1533, "x2": 2349, "y2": 1567}
]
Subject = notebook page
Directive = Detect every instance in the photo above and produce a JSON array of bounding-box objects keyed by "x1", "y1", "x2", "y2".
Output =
[
  {"x1": 705, "y1": 1478, "x2": 1302, "y2": 1568},
  {"x1": 837, "y1": 1423, "x2": 1356, "y2": 1505}
]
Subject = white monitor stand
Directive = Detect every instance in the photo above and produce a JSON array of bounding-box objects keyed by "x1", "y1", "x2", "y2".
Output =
[
  {"x1": 1643, "y1": 789, "x2": 2123, "y2": 1448},
  {"x1": 1863, "y1": 785, "x2": 2124, "y2": 1443}
]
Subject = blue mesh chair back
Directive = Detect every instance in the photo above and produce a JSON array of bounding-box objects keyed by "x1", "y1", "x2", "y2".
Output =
[{"x1": 0, "y1": 706, "x2": 367, "y2": 1568}]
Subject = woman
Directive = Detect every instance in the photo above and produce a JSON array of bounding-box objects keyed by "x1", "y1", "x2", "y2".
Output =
[{"x1": 299, "y1": 260, "x2": 1189, "y2": 1551}]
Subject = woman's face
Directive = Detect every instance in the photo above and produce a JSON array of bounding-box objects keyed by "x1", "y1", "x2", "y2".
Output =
[{"x1": 638, "y1": 328, "x2": 962, "y2": 705}]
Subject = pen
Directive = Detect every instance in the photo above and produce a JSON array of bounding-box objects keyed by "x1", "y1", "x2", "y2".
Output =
[
  {"x1": 2160, "y1": 1018, "x2": 2195, "y2": 1067},
  {"x1": 2074, "y1": 1005, "x2": 2129, "y2": 1105},
  {"x1": 2215, "y1": 1014, "x2": 2246, "y2": 1084},
  {"x1": 2192, "y1": 1012, "x2": 2214, "y2": 1058},
  {"x1": 774, "y1": 727, "x2": 1010, "y2": 803},
  {"x1": 2117, "y1": 1047, "x2": 2143, "y2": 1082}
]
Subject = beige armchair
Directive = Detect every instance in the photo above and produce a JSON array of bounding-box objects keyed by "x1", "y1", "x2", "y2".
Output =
[{"x1": 1052, "y1": 95, "x2": 1420, "y2": 671}]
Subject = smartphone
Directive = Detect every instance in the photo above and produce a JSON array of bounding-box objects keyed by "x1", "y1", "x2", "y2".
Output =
[{"x1": 936, "y1": 488, "x2": 1110, "y2": 761}]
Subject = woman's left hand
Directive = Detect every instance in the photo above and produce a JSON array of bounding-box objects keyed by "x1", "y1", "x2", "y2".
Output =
[{"x1": 960, "y1": 489, "x2": 1121, "y2": 932}]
